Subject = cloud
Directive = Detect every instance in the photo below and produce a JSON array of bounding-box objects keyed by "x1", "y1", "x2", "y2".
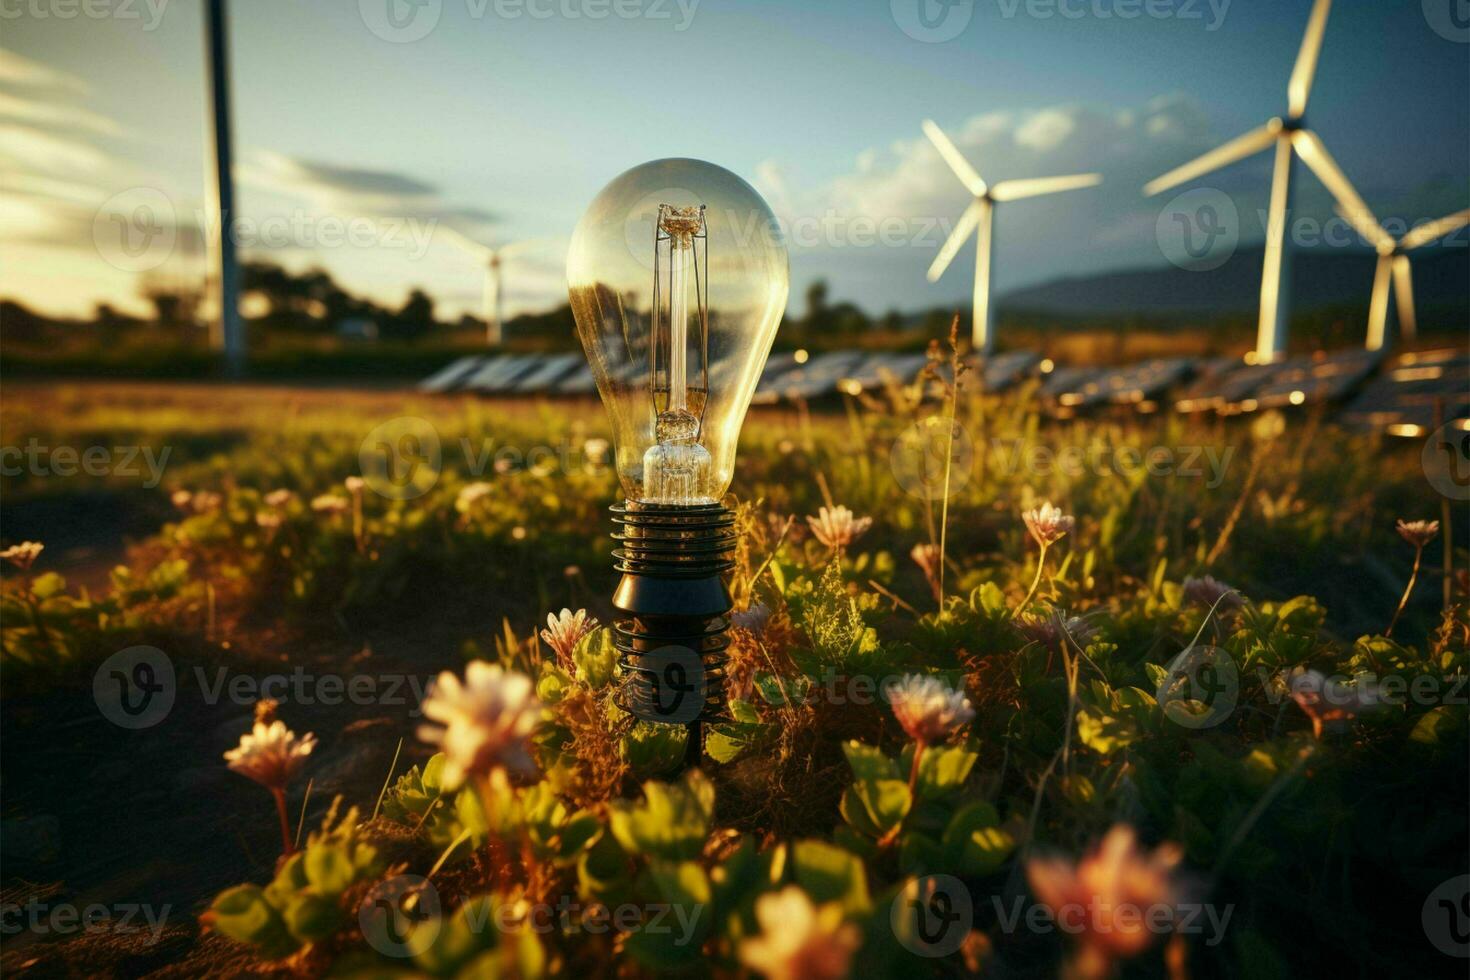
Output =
[{"x1": 0, "y1": 48, "x2": 89, "y2": 94}]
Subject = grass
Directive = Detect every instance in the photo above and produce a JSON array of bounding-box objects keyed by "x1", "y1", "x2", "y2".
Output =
[{"x1": 0, "y1": 373, "x2": 1465, "y2": 978}]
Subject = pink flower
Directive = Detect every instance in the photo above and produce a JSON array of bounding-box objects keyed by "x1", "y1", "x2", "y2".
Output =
[
  {"x1": 1022, "y1": 501, "x2": 1074, "y2": 548},
  {"x1": 1182, "y1": 575, "x2": 1242, "y2": 611},
  {"x1": 738, "y1": 886, "x2": 859, "y2": 980},
  {"x1": 807, "y1": 505, "x2": 873, "y2": 551},
  {"x1": 418, "y1": 662, "x2": 542, "y2": 789},
  {"x1": 887, "y1": 674, "x2": 974, "y2": 743},
  {"x1": 1015, "y1": 611, "x2": 1097, "y2": 651},
  {"x1": 224, "y1": 721, "x2": 316, "y2": 791},
  {"x1": 0, "y1": 541, "x2": 44, "y2": 571},
  {"x1": 539, "y1": 608, "x2": 599, "y2": 666},
  {"x1": 1026, "y1": 826, "x2": 1186, "y2": 979},
  {"x1": 1395, "y1": 519, "x2": 1439, "y2": 549}
]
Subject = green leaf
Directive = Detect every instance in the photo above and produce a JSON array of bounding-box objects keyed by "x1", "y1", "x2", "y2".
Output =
[
  {"x1": 852, "y1": 779, "x2": 912, "y2": 834},
  {"x1": 900, "y1": 743, "x2": 977, "y2": 798},
  {"x1": 792, "y1": 840, "x2": 870, "y2": 914},
  {"x1": 608, "y1": 770, "x2": 715, "y2": 862},
  {"x1": 941, "y1": 801, "x2": 1015, "y2": 876},
  {"x1": 282, "y1": 892, "x2": 340, "y2": 943},
  {"x1": 1076, "y1": 708, "x2": 1139, "y2": 756},
  {"x1": 30, "y1": 572, "x2": 67, "y2": 600},
  {"x1": 842, "y1": 741, "x2": 900, "y2": 781},
  {"x1": 1411, "y1": 705, "x2": 1467, "y2": 746},
  {"x1": 572, "y1": 627, "x2": 618, "y2": 689},
  {"x1": 207, "y1": 884, "x2": 294, "y2": 957},
  {"x1": 303, "y1": 845, "x2": 356, "y2": 897}
]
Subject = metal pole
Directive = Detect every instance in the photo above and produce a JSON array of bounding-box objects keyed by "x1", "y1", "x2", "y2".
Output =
[{"x1": 204, "y1": 0, "x2": 244, "y2": 375}]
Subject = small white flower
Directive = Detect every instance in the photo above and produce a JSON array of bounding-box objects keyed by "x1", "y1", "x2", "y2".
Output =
[
  {"x1": 737, "y1": 886, "x2": 859, "y2": 980},
  {"x1": 1396, "y1": 519, "x2": 1439, "y2": 549},
  {"x1": 540, "y1": 608, "x2": 599, "y2": 665},
  {"x1": 910, "y1": 543, "x2": 941, "y2": 581},
  {"x1": 583, "y1": 437, "x2": 610, "y2": 465},
  {"x1": 1022, "y1": 501, "x2": 1074, "y2": 548},
  {"x1": 0, "y1": 541, "x2": 44, "y2": 571},
  {"x1": 264, "y1": 488, "x2": 295, "y2": 509},
  {"x1": 418, "y1": 662, "x2": 542, "y2": 789},
  {"x1": 807, "y1": 505, "x2": 873, "y2": 552},
  {"x1": 311, "y1": 494, "x2": 350, "y2": 515},
  {"x1": 224, "y1": 721, "x2": 316, "y2": 790},
  {"x1": 255, "y1": 511, "x2": 283, "y2": 531},
  {"x1": 191, "y1": 490, "x2": 223, "y2": 512},
  {"x1": 886, "y1": 673, "x2": 974, "y2": 743},
  {"x1": 345, "y1": 475, "x2": 366, "y2": 495},
  {"x1": 493, "y1": 458, "x2": 514, "y2": 475},
  {"x1": 456, "y1": 481, "x2": 493, "y2": 511},
  {"x1": 171, "y1": 490, "x2": 193, "y2": 511}
]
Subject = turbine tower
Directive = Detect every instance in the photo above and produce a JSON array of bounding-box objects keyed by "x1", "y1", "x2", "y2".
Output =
[
  {"x1": 441, "y1": 228, "x2": 543, "y2": 346},
  {"x1": 1336, "y1": 206, "x2": 1470, "y2": 351},
  {"x1": 923, "y1": 119, "x2": 1101, "y2": 355},
  {"x1": 1144, "y1": 0, "x2": 1347, "y2": 363}
]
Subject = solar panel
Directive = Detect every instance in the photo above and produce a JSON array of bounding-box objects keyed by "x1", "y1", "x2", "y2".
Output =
[
  {"x1": 756, "y1": 351, "x2": 868, "y2": 401},
  {"x1": 461, "y1": 354, "x2": 542, "y2": 393},
  {"x1": 509, "y1": 353, "x2": 584, "y2": 394},
  {"x1": 835, "y1": 352, "x2": 929, "y2": 395},
  {"x1": 1250, "y1": 350, "x2": 1382, "y2": 410},
  {"x1": 1339, "y1": 348, "x2": 1470, "y2": 434},
  {"x1": 418, "y1": 356, "x2": 486, "y2": 393}
]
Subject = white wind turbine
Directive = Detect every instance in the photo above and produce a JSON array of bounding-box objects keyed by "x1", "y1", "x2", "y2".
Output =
[
  {"x1": 1144, "y1": 0, "x2": 1352, "y2": 363},
  {"x1": 440, "y1": 227, "x2": 545, "y2": 346},
  {"x1": 1336, "y1": 205, "x2": 1470, "y2": 351},
  {"x1": 923, "y1": 119, "x2": 1102, "y2": 356}
]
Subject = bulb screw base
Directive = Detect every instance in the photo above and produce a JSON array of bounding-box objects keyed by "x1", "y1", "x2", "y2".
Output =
[{"x1": 608, "y1": 501, "x2": 736, "y2": 770}]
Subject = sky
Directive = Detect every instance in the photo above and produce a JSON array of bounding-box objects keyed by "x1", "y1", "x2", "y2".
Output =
[{"x1": 1, "y1": 0, "x2": 1467, "y2": 322}]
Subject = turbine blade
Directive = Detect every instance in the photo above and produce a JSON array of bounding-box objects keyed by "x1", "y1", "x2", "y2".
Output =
[
  {"x1": 922, "y1": 119, "x2": 986, "y2": 196},
  {"x1": 927, "y1": 201, "x2": 983, "y2": 282},
  {"x1": 1291, "y1": 130, "x2": 1389, "y2": 249},
  {"x1": 990, "y1": 173, "x2": 1102, "y2": 202},
  {"x1": 1365, "y1": 253, "x2": 1392, "y2": 351},
  {"x1": 1288, "y1": 0, "x2": 1332, "y2": 118},
  {"x1": 1392, "y1": 255, "x2": 1416, "y2": 341},
  {"x1": 1332, "y1": 203, "x2": 1392, "y2": 252},
  {"x1": 1142, "y1": 123, "x2": 1278, "y2": 196},
  {"x1": 1399, "y1": 208, "x2": 1470, "y2": 251},
  {"x1": 439, "y1": 225, "x2": 494, "y2": 259},
  {"x1": 974, "y1": 200, "x2": 994, "y2": 354}
]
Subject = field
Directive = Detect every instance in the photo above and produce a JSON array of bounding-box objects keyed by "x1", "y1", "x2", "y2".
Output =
[{"x1": 1, "y1": 372, "x2": 1465, "y2": 978}]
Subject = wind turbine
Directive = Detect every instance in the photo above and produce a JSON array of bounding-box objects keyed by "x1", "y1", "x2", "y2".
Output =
[
  {"x1": 1335, "y1": 205, "x2": 1470, "y2": 350},
  {"x1": 441, "y1": 228, "x2": 544, "y2": 346},
  {"x1": 1144, "y1": 0, "x2": 1346, "y2": 363},
  {"x1": 923, "y1": 120, "x2": 1102, "y2": 355}
]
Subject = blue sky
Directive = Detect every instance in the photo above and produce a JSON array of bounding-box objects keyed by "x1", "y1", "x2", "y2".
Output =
[{"x1": 2, "y1": 0, "x2": 1466, "y2": 319}]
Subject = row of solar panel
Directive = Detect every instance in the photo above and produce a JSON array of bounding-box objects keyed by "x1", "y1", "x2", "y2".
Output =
[{"x1": 419, "y1": 347, "x2": 1469, "y2": 432}]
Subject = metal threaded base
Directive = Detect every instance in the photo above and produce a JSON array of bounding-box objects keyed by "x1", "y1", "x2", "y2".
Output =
[{"x1": 609, "y1": 502, "x2": 735, "y2": 734}]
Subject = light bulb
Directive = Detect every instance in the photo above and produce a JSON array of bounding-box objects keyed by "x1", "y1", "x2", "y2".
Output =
[{"x1": 568, "y1": 158, "x2": 789, "y2": 505}]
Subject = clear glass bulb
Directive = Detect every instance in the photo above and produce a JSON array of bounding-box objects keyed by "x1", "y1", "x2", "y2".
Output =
[{"x1": 568, "y1": 159, "x2": 789, "y2": 505}]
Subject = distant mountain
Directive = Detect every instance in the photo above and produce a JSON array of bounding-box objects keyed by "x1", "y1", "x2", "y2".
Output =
[{"x1": 999, "y1": 243, "x2": 1469, "y2": 319}]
